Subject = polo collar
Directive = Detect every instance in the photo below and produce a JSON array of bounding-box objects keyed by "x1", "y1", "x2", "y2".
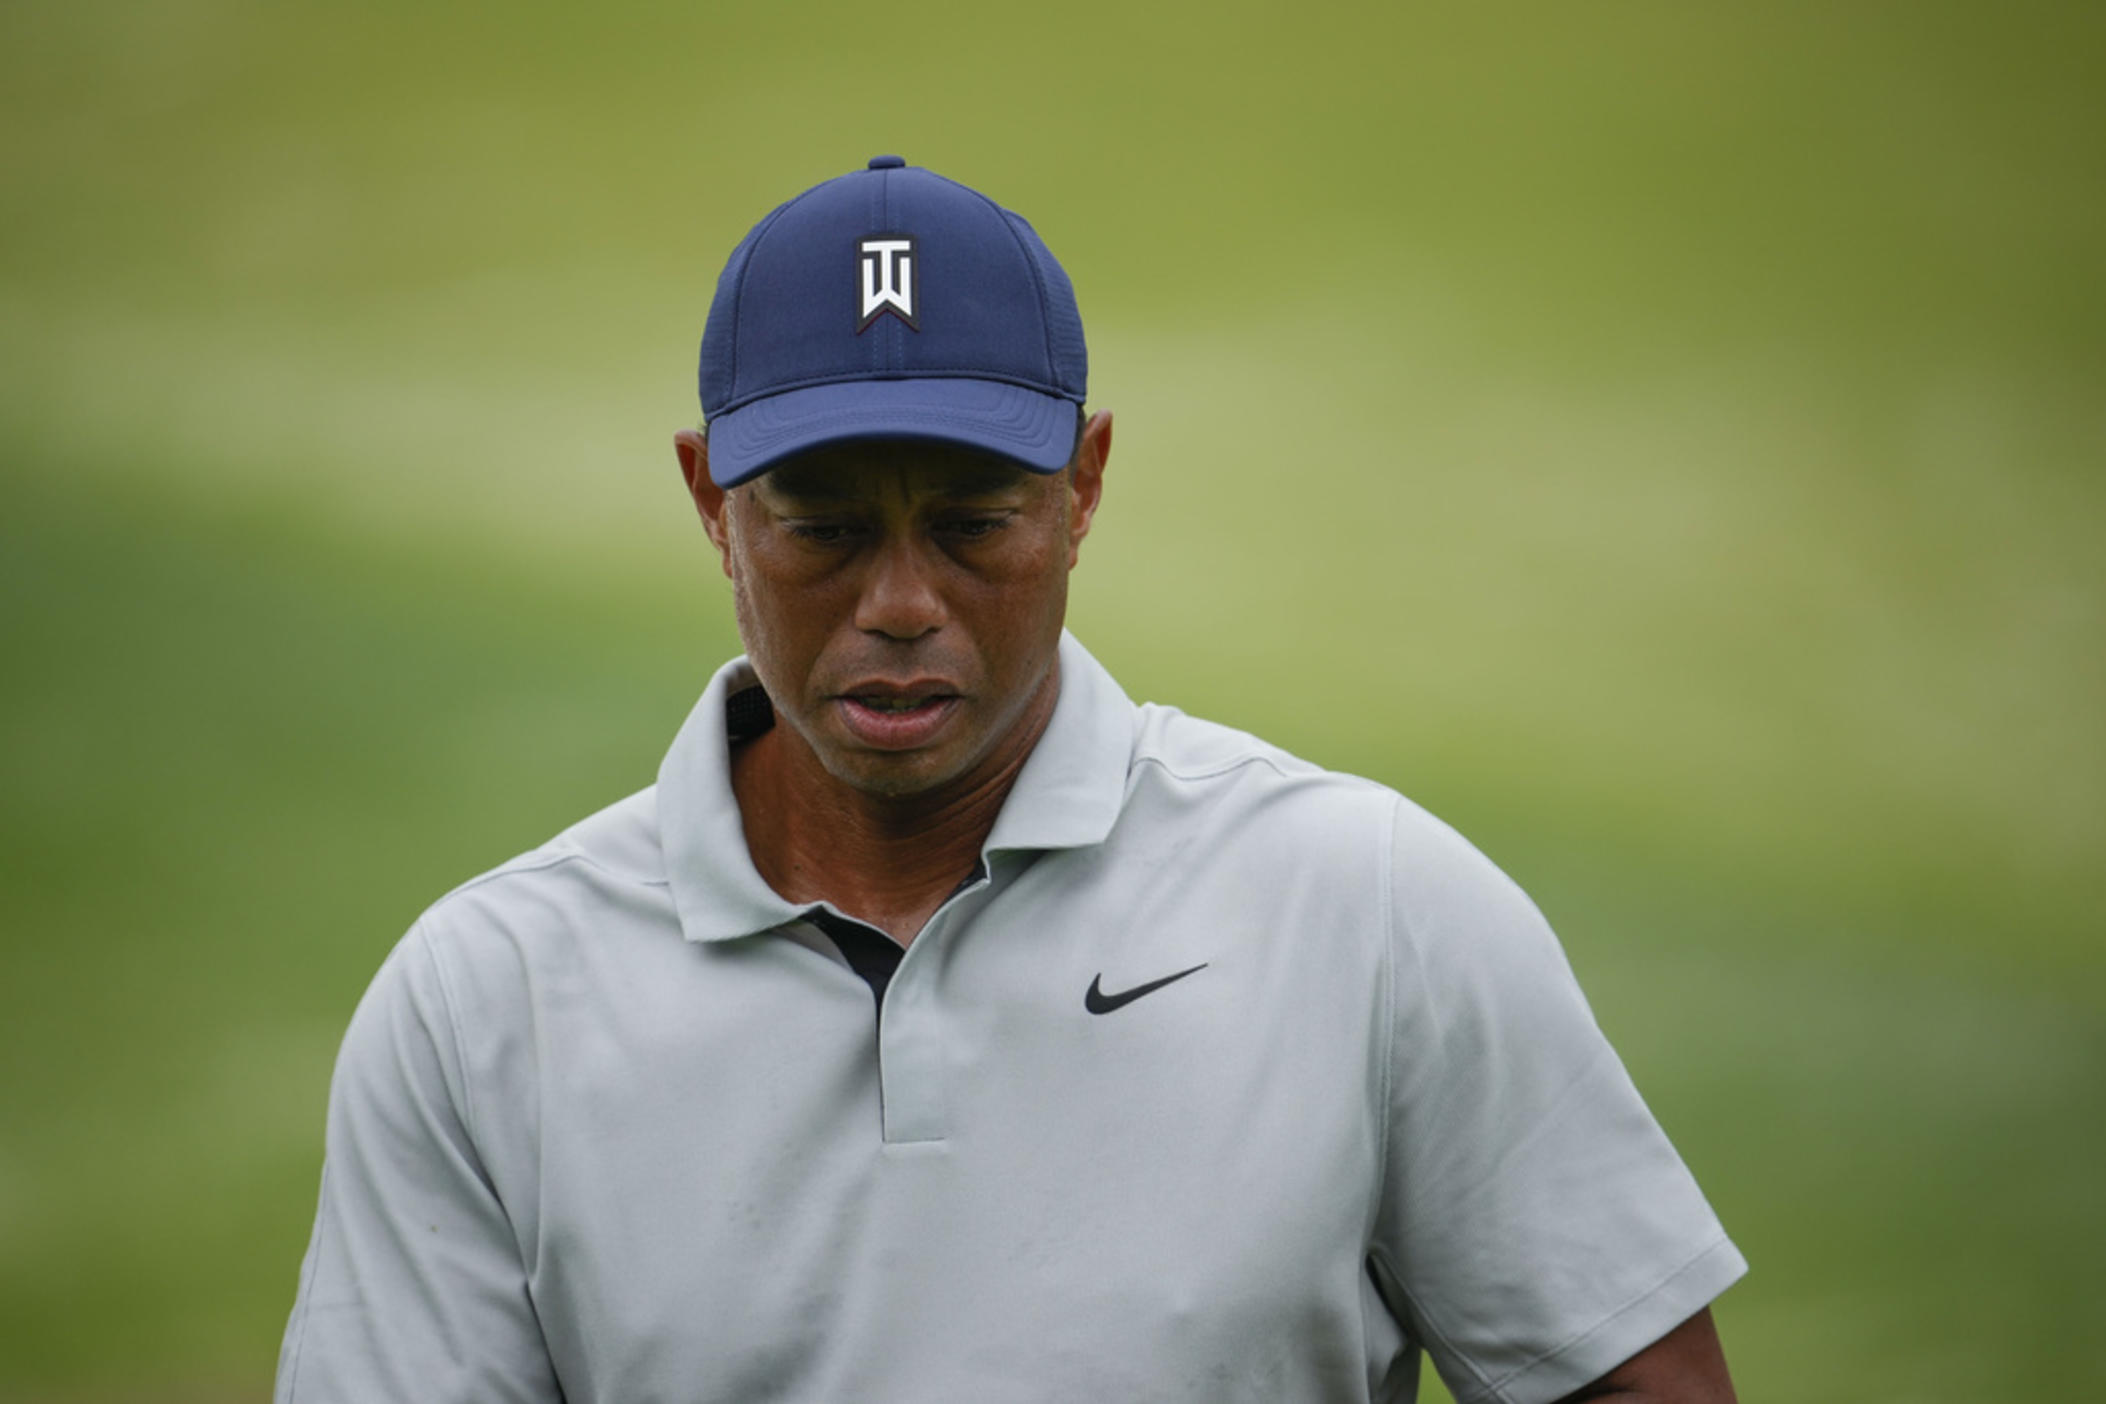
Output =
[
  {"x1": 658, "y1": 631, "x2": 1135, "y2": 945},
  {"x1": 983, "y1": 631, "x2": 1134, "y2": 856}
]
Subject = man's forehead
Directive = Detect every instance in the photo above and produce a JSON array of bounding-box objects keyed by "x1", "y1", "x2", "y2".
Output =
[{"x1": 754, "y1": 439, "x2": 1042, "y2": 501}]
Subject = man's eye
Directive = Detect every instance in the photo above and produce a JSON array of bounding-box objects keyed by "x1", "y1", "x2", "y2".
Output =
[
  {"x1": 941, "y1": 516, "x2": 1008, "y2": 539},
  {"x1": 788, "y1": 522, "x2": 856, "y2": 544}
]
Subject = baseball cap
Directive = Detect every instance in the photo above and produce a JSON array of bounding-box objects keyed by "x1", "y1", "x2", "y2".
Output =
[{"x1": 697, "y1": 155, "x2": 1088, "y2": 487}]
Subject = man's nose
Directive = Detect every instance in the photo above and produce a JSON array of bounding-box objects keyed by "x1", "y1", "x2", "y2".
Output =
[{"x1": 854, "y1": 536, "x2": 946, "y2": 640}]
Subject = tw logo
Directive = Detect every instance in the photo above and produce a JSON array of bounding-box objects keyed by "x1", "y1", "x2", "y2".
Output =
[{"x1": 857, "y1": 235, "x2": 919, "y2": 332}]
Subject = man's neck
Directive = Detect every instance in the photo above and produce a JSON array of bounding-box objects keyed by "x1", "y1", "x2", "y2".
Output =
[{"x1": 727, "y1": 686, "x2": 1055, "y2": 946}]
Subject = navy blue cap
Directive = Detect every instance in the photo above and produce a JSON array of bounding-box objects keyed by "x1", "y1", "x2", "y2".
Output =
[{"x1": 698, "y1": 158, "x2": 1088, "y2": 487}]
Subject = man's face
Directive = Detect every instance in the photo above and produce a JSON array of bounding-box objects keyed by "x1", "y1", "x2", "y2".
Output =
[{"x1": 680, "y1": 418, "x2": 1109, "y2": 802}]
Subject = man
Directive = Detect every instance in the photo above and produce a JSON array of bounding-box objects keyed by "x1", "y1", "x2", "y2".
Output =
[{"x1": 277, "y1": 157, "x2": 1744, "y2": 1402}]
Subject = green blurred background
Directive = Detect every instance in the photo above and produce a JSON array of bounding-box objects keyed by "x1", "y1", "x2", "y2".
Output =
[{"x1": 3, "y1": 1, "x2": 2101, "y2": 1398}]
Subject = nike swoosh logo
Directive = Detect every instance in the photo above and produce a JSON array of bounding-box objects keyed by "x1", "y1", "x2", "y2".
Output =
[{"x1": 1085, "y1": 963, "x2": 1209, "y2": 1015}]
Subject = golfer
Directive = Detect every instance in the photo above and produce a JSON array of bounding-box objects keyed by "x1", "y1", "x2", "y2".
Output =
[{"x1": 276, "y1": 156, "x2": 1744, "y2": 1403}]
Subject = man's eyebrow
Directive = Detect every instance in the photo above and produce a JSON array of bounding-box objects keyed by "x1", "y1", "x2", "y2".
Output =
[{"x1": 758, "y1": 464, "x2": 846, "y2": 501}]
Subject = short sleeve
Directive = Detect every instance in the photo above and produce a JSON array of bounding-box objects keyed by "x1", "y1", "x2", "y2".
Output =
[
  {"x1": 275, "y1": 924, "x2": 563, "y2": 1403},
  {"x1": 1368, "y1": 798, "x2": 1745, "y2": 1404}
]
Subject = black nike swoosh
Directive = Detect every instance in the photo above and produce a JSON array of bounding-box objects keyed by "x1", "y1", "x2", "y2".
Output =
[{"x1": 1085, "y1": 963, "x2": 1209, "y2": 1015}]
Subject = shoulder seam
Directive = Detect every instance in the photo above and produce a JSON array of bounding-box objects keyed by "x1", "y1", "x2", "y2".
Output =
[
  {"x1": 411, "y1": 919, "x2": 485, "y2": 1154},
  {"x1": 426, "y1": 844, "x2": 669, "y2": 914},
  {"x1": 1129, "y1": 748, "x2": 1388, "y2": 787}
]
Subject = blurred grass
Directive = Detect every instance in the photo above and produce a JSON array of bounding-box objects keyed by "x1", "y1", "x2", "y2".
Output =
[{"x1": 3, "y1": 0, "x2": 2103, "y2": 1399}]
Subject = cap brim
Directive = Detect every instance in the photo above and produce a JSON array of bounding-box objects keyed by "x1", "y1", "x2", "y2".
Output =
[{"x1": 706, "y1": 377, "x2": 1079, "y2": 487}]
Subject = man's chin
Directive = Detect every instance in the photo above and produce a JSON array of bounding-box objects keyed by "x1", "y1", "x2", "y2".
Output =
[{"x1": 820, "y1": 750, "x2": 965, "y2": 802}]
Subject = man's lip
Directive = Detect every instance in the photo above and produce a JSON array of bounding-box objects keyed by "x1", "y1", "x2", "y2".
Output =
[
  {"x1": 833, "y1": 693, "x2": 962, "y2": 749},
  {"x1": 833, "y1": 680, "x2": 961, "y2": 703}
]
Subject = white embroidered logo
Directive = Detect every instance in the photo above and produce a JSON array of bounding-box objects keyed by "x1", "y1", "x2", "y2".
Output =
[{"x1": 857, "y1": 236, "x2": 919, "y2": 332}]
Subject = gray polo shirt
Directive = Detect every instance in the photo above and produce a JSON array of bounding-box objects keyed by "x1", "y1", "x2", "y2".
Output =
[{"x1": 277, "y1": 633, "x2": 1744, "y2": 1404}]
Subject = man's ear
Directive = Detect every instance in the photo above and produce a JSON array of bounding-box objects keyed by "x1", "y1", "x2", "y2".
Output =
[
  {"x1": 674, "y1": 429, "x2": 735, "y2": 578},
  {"x1": 1065, "y1": 410, "x2": 1112, "y2": 568}
]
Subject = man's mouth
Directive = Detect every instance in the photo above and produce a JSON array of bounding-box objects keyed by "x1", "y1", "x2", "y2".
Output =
[
  {"x1": 851, "y1": 694, "x2": 944, "y2": 713},
  {"x1": 835, "y1": 688, "x2": 961, "y2": 748}
]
